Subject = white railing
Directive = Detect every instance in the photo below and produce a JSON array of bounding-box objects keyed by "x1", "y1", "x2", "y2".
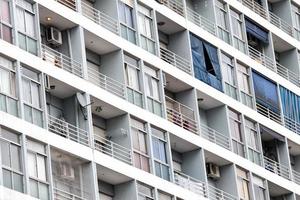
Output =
[
  {"x1": 200, "y1": 124, "x2": 231, "y2": 150},
  {"x1": 283, "y1": 116, "x2": 300, "y2": 135},
  {"x1": 41, "y1": 44, "x2": 83, "y2": 78},
  {"x1": 53, "y1": 187, "x2": 87, "y2": 200},
  {"x1": 87, "y1": 66, "x2": 126, "y2": 99},
  {"x1": 239, "y1": 0, "x2": 267, "y2": 19},
  {"x1": 48, "y1": 115, "x2": 89, "y2": 146},
  {"x1": 81, "y1": 1, "x2": 119, "y2": 35},
  {"x1": 165, "y1": 96, "x2": 198, "y2": 134},
  {"x1": 293, "y1": 170, "x2": 300, "y2": 185},
  {"x1": 55, "y1": 0, "x2": 76, "y2": 11},
  {"x1": 269, "y1": 12, "x2": 293, "y2": 37},
  {"x1": 208, "y1": 185, "x2": 238, "y2": 200},
  {"x1": 158, "y1": 0, "x2": 185, "y2": 16},
  {"x1": 256, "y1": 101, "x2": 282, "y2": 125},
  {"x1": 94, "y1": 134, "x2": 132, "y2": 165},
  {"x1": 276, "y1": 62, "x2": 300, "y2": 87},
  {"x1": 174, "y1": 170, "x2": 207, "y2": 197},
  {"x1": 160, "y1": 47, "x2": 192, "y2": 75},
  {"x1": 248, "y1": 46, "x2": 275, "y2": 71},
  {"x1": 53, "y1": 178, "x2": 89, "y2": 200},
  {"x1": 186, "y1": 7, "x2": 216, "y2": 36},
  {"x1": 264, "y1": 156, "x2": 291, "y2": 180}
]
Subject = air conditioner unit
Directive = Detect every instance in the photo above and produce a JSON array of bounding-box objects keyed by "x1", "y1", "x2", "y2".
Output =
[
  {"x1": 46, "y1": 27, "x2": 62, "y2": 46},
  {"x1": 206, "y1": 163, "x2": 220, "y2": 179},
  {"x1": 60, "y1": 163, "x2": 75, "y2": 180}
]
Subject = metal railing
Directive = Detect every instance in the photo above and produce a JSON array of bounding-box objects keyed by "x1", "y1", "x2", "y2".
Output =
[
  {"x1": 186, "y1": 7, "x2": 216, "y2": 36},
  {"x1": 81, "y1": 1, "x2": 119, "y2": 35},
  {"x1": 174, "y1": 170, "x2": 207, "y2": 197},
  {"x1": 276, "y1": 62, "x2": 300, "y2": 87},
  {"x1": 248, "y1": 46, "x2": 275, "y2": 71},
  {"x1": 94, "y1": 134, "x2": 132, "y2": 165},
  {"x1": 269, "y1": 12, "x2": 293, "y2": 37},
  {"x1": 256, "y1": 102, "x2": 282, "y2": 124},
  {"x1": 283, "y1": 116, "x2": 300, "y2": 135},
  {"x1": 158, "y1": 0, "x2": 185, "y2": 16},
  {"x1": 55, "y1": 0, "x2": 77, "y2": 11},
  {"x1": 208, "y1": 185, "x2": 238, "y2": 200},
  {"x1": 48, "y1": 115, "x2": 89, "y2": 146},
  {"x1": 292, "y1": 169, "x2": 300, "y2": 185},
  {"x1": 240, "y1": 0, "x2": 267, "y2": 19},
  {"x1": 165, "y1": 96, "x2": 198, "y2": 134},
  {"x1": 160, "y1": 47, "x2": 192, "y2": 75},
  {"x1": 87, "y1": 65, "x2": 126, "y2": 99},
  {"x1": 53, "y1": 187, "x2": 87, "y2": 200},
  {"x1": 264, "y1": 156, "x2": 291, "y2": 180},
  {"x1": 200, "y1": 124, "x2": 231, "y2": 150},
  {"x1": 41, "y1": 44, "x2": 83, "y2": 78}
]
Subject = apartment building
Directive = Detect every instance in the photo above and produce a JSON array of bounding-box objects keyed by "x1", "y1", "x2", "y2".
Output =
[{"x1": 1, "y1": 0, "x2": 300, "y2": 199}]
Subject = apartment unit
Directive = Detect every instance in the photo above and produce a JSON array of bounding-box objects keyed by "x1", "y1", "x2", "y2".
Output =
[{"x1": 1, "y1": 0, "x2": 300, "y2": 199}]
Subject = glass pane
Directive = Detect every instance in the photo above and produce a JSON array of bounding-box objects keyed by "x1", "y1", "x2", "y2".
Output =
[
  {"x1": 39, "y1": 182, "x2": 49, "y2": 200},
  {"x1": 24, "y1": 104, "x2": 33, "y2": 123},
  {"x1": 28, "y1": 37, "x2": 37, "y2": 55},
  {"x1": 133, "y1": 152, "x2": 141, "y2": 169},
  {"x1": 153, "y1": 101, "x2": 162, "y2": 117},
  {"x1": 16, "y1": 7, "x2": 25, "y2": 32},
  {"x1": 18, "y1": 33, "x2": 26, "y2": 50},
  {"x1": 128, "y1": 29, "x2": 136, "y2": 44},
  {"x1": 1, "y1": 0, "x2": 11, "y2": 23},
  {"x1": 141, "y1": 155, "x2": 149, "y2": 172},
  {"x1": 37, "y1": 155, "x2": 47, "y2": 181},
  {"x1": 33, "y1": 108, "x2": 43, "y2": 127},
  {"x1": 1, "y1": 140, "x2": 10, "y2": 167},
  {"x1": 155, "y1": 161, "x2": 161, "y2": 177},
  {"x1": 25, "y1": 12, "x2": 35, "y2": 37},
  {"x1": 29, "y1": 179, "x2": 38, "y2": 198},
  {"x1": 0, "y1": 94, "x2": 6, "y2": 112},
  {"x1": 134, "y1": 92, "x2": 142, "y2": 107},
  {"x1": 0, "y1": 68, "x2": 10, "y2": 94},
  {"x1": 11, "y1": 144, "x2": 21, "y2": 171},
  {"x1": 3, "y1": 169, "x2": 12, "y2": 189},
  {"x1": 22, "y1": 78, "x2": 31, "y2": 103},
  {"x1": 2, "y1": 25, "x2": 12, "y2": 43},
  {"x1": 147, "y1": 98, "x2": 153, "y2": 113},
  {"x1": 27, "y1": 139, "x2": 45, "y2": 154},
  {"x1": 31, "y1": 83, "x2": 40, "y2": 108},
  {"x1": 7, "y1": 97, "x2": 18, "y2": 116},
  {"x1": 127, "y1": 88, "x2": 134, "y2": 103},
  {"x1": 1, "y1": 128, "x2": 19, "y2": 143},
  {"x1": 28, "y1": 152, "x2": 37, "y2": 177},
  {"x1": 13, "y1": 172, "x2": 23, "y2": 192},
  {"x1": 162, "y1": 165, "x2": 169, "y2": 181}
]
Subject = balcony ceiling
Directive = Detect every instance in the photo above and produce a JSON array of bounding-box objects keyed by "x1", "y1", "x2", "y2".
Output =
[
  {"x1": 170, "y1": 134, "x2": 199, "y2": 153},
  {"x1": 268, "y1": 181, "x2": 291, "y2": 197},
  {"x1": 91, "y1": 96, "x2": 126, "y2": 119},
  {"x1": 197, "y1": 90, "x2": 223, "y2": 110},
  {"x1": 156, "y1": 12, "x2": 185, "y2": 35},
  {"x1": 272, "y1": 33, "x2": 294, "y2": 53},
  {"x1": 204, "y1": 150, "x2": 231, "y2": 166},
  {"x1": 96, "y1": 165, "x2": 132, "y2": 185},
  {"x1": 164, "y1": 73, "x2": 192, "y2": 93},
  {"x1": 288, "y1": 140, "x2": 300, "y2": 156},
  {"x1": 48, "y1": 76, "x2": 79, "y2": 99}
]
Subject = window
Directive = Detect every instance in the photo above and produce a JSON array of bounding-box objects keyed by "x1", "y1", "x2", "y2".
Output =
[
  {"x1": 152, "y1": 127, "x2": 169, "y2": 180},
  {"x1": 245, "y1": 118, "x2": 261, "y2": 165},
  {"x1": 131, "y1": 118, "x2": 150, "y2": 172},
  {"x1": 16, "y1": 0, "x2": 37, "y2": 55},
  {"x1": 236, "y1": 168, "x2": 250, "y2": 200},
  {"x1": 253, "y1": 175, "x2": 266, "y2": 200},
  {"x1": 158, "y1": 191, "x2": 173, "y2": 200},
  {"x1": 124, "y1": 54, "x2": 143, "y2": 107},
  {"x1": 21, "y1": 67, "x2": 43, "y2": 127},
  {"x1": 292, "y1": 4, "x2": 300, "y2": 39},
  {"x1": 229, "y1": 109, "x2": 245, "y2": 157},
  {"x1": 0, "y1": 56, "x2": 17, "y2": 116},
  {"x1": 237, "y1": 63, "x2": 253, "y2": 108},
  {"x1": 137, "y1": 4, "x2": 155, "y2": 54},
  {"x1": 0, "y1": 128, "x2": 23, "y2": 193},
  {"x1": 231, "y1": 9, "x2": 246, "y2": 52},
  {"x1": 118, "y1": 0, "x2": 136, "y2": 44},
  {"x1": 215, "y1": 0, "x2": 230, "y2": 43},
  {"x1": 221, "y1": 53, "x2": 237, "y2": 100},
  {"x1": 0, "y1": 0, "x2": 12, "y2": 43},
  {"x1": 137, "y1": 182, "x2": 154, "y2": 200},
  {"x1": 144, "y1": 65, "x2": 162, "y2": 116},
  {"x1": 27, "y1": 139, "x2": 49, "y2": 200}
]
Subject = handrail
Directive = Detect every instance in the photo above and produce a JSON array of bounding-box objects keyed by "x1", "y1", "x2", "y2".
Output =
[
  {"x1": 165, "y1": 96, "x2": 198, "y2": 134},
  {"x1": 186, "y1": 7, "x2": 216, "y2": 36},
  {"x1": 81, "y1": 1, "x2": 119, "y2": 35},
  {"x1": 87, "y1": 65, "x2": 126, "y2": 99},
  {"x1": 208, "y1": 184, "x2": 238, "y2": 200},
  {"x1": 269, "y1": 12, "x2": 293, "y2": 37},
  {"x1": 53, "y1": 178, "x2": 89, "y2": 200},
  {"x1": 47, "y1": 115, "x2": 89, "y2": 146},
  {"x1": 256, "y1": 101, "x2": 282, "y2": 124},
  {"x1": 292, "y1": 169, "x2": 300, "y2": 185},
  {"x1": 276, "y1": 62, "x2": 300, "y2": 87},
  {"x1": 55, "y1": 0, "x2": 76, "y2": 11},
  {"x1": 239, "y1": 0, "x2": 267, "y2": 19},
  {"x1": 53, "y1": 187, "x2": 87, "y2": 200},
  {"x1": 173, "y1": 170, "x2": 207, "y2": 197},
  {"x1": 160, "y1": 46, "x2": 192, "y2": 75},
  {"x1": 158, "y1": 0, "x2": 185, "y2": 16},
  {"x1": 248, "y1": 46, "x2": 275, "y2": 71},
  {"x1": 264, "y1": 156, "x2": 291, "y2": 180},
  {"x1": 94, "y1": 134, "x2": 132, "y2": 165},
  {"x1": 283, "y1": 115, "x2": 300, "y2": 135},
  {"x1": 41, "y1": 44, "x2": 83, "y2": 78},
  {"x1": 200, "y1": 124, "x2": 231, "y2": 150}
]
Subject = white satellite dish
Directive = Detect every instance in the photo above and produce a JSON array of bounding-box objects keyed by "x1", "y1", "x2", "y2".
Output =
[{"x1": 76, "y1": 92, "x2": 94, "y2": 107}]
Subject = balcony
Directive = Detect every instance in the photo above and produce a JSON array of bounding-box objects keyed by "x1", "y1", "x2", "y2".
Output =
[
  {"x1": 53, "y1": 180, "x2": 88, "y2": 200},
  {"x1": 81, "y1": 1, "x2": 119, "y2": 35},
  {"x1": 207, "y1": 185, "x2": 237, "y2": 200},
  {"x1": 256, "y1": 101, "x2": 282, "y2": 125},
  {"x1": 54, "y1": 0, "x2": 77, "y2": 11},
  {"x1": 174, "y1": 170, "x2": 207, "y2": 197},
  {"x1": 239, "y1": 0, "x2": 267, "y2": 19},
  {"x1": 200, "y1": 124, "x2": 231, "y2": 150},
  {"x1": 157, "y1": 0, "x2": 185, "y2": 16},
  {"x1": 264, "y1": 156, "x2": 291, "y2": 180},
  {"x1": 165, "y1": 96, "x2": 198, "y2": 134},
  {"x1": 293, "y1": 170, "x2": 300, "y2": 185},
  {"x1": 41, "y1": 44, "x2": 83, "y2": 78}
]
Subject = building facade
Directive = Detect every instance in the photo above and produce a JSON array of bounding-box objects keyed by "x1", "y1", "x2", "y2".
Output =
[{"x1": 0, "y1": 0, "x2": 300, "y2": 199}]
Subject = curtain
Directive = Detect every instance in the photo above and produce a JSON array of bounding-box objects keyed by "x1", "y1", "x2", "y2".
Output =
[{"x1": 280, "y1": 86, "x2": 300, "y2": 123}]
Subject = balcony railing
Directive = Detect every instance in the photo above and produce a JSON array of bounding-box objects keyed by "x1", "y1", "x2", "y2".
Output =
[
  {"x1": 160, "y1": 47, "x2": 192, "y2": 75},
  {"x1": 87, "y1": 65, "x2": 126, "y2": 99},
  {"x1": 292, "y1": 169, "x2": 300, "y2": 185},
  {"x1": 48, "y1": 115, "x2": 89, "y2": 146},
  {"x1": 174, "y1": 170, "x2": 207, "y2": 197},
  {"x1": 208, "y1": 185, "x2": 238, "y2": 200},
  {"x1": 276, "y1": 62, "x2": 300, "y2": 87},
  {"x1": 53, "y1": 178, "x2": 89, "y2": 200},
  {"x1": 165, "y1": 96, "x2": 198, "y2": 134},
  {"x1": 158, "y1": 0, "x2": 185, "y2": 16},
  {"x1": 81, "y1": 1, "x2": 119, "y2": 35},
  {"x1": 264, "y1": 156, "x2": 291, "y2": 180},
  {"x1": 283, "y1": 116, "x2": 300, "y2": 135},
  {"x1": 269, "y1": 12, "x2": 293, "y2": 37},
  {"x1": 41, "y1": 44, "x2": 83, "y2": 78},
  {"x1": 94, "y1": 134, "x2": 132, "y2": 165},
  {"x1": 186, "y1": 7, "x2": 216, "y2": 36},
  {"x1": 200, "y1": 124, "x2": 231, "y2": 150},
  {"x1": 55, "y1": 0, "x2": 77, "y2": 11},
  {"x1": 248, "y1": 46, "x2": 274, "y2": 71},
  {"x1": 256, "y1": 102, "x2": 282, "y2": 125}
]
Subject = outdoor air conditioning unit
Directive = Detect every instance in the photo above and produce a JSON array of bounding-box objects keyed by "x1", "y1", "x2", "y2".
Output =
[
  {"x1": 60, "y1": 163, "x2": 75, "y2": 180},
  {"x1": 46, "y1": 27, "x2": 62, "y2": 46},
  {"x1": 206, "y1": 163, "x2": 220, "y2": 179}
]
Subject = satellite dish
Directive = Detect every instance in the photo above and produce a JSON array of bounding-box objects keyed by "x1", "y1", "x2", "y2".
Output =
[{"x1": 76, "y1": 92, "x2": 86, "y2": 107}]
